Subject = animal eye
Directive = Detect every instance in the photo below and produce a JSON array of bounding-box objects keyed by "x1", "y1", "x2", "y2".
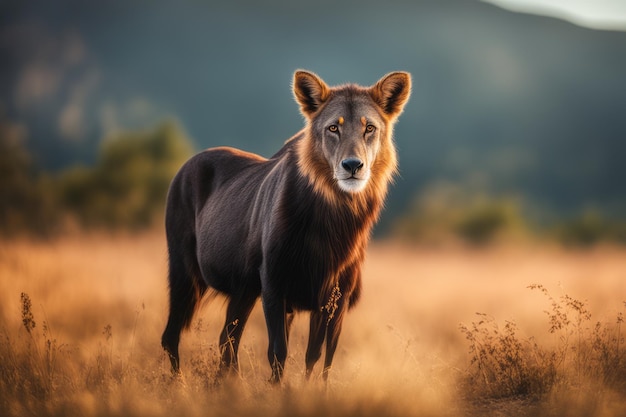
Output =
[
  {"x1": 328, "y1": 125, "x2": 339, "y2": 133},
  {"x1": 366, "y1": 124, "x2": 376, "y2": 133}
]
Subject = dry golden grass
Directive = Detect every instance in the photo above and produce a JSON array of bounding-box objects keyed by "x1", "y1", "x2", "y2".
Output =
[{"x1": 1, "y1": 233, "x2": 625, "y2": 416}]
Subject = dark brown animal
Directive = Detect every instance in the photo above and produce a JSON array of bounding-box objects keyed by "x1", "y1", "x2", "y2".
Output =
[{"x1": 161, "y1": 70, "x2": 411, "y2": 382}]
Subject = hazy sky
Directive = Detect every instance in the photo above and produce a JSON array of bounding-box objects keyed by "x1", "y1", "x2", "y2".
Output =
[{"x1": 485, "y1": 0, "x2": 626, "y2": 30}]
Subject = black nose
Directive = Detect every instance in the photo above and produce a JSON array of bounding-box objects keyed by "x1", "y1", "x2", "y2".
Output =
[{"x1": 341, "y1": 158, "x2": 364, "y2": 175}]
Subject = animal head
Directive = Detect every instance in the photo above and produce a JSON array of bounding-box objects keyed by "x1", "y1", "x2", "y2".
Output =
[{"x1": 293, "y1": 70, "x2": 411, "y2": 200}]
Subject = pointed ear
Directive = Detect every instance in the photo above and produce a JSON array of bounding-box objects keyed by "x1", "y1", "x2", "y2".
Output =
[
  {"x1": 370, "y1": 72, "x2": 411, "y2": 118},
  {"x1": 293, "y1": 70, "x2": 330, "y2": 116}
]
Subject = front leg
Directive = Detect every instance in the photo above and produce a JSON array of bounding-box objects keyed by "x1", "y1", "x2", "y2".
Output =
[
  {"x1": 305, "y1": 309, "x2": 326, "y2": 379},
  {"x1": 322, "y1": 302, "x2": 346, "y2": 381},
  {"x1": 318, "y1": 266, "x2": 359, "y2": 381},
  {"x1": 261, "y1": 292, "x2": 288, "y2": 383},
  {"x1": 304, "y1": 299, "x2": 347, "y2": 381},
  {"x1": 305, "y1": 279, "x2": 350, "y2": 381},
  {"x1": 322, "y1": 297, "x2": 347, "y2": 381}
]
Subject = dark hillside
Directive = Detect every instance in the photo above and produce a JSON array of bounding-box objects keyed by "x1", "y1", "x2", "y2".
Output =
[{"x1": 2, "y1": 0, "x2": 625, "y2": 230}]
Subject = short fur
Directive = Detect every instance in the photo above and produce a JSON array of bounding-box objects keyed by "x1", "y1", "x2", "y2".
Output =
[{"x1": 161, "y1": 70, "x2": 411, "y2": 382}]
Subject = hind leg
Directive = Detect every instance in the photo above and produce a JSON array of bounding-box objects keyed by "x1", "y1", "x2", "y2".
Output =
[
  {"x1": 161, "y1": 255, "x2": 204, "y2": 374},
  {"x1": 218, "y1": 291, "x2": 258, "y2": 375}
]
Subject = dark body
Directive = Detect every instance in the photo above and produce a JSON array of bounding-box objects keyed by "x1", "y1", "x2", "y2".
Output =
[
  {"x1": 162, "y1": 135, "x2": 369, "y2": 381},
  {"x1": 161, "y1": 70, "x2": 410, "y2": 382}
]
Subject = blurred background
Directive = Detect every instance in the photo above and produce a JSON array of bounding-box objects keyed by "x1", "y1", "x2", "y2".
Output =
[{"x1": 1, "y1": 0, "x2": 626, "y2": 246}]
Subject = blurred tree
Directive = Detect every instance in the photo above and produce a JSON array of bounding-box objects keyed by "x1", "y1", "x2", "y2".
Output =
[
  {"x1": 454, "y1": 199, "x2": 525, "y2": 245},
  {"x1": 58, "y1": 120, "x2": 193, "y2": 230},
  {"x1": 395, "y1": 183, "x2": 626, "y2": 247},
  {"x1": 0, "y1": 116, "x2": 58, "y2": 236},
  {"x1": 554, "y1": 210, "x2": 626, "y2": 247},
  {"x1": 392, "y1": 182, "x2": 528, "y2": 246}
]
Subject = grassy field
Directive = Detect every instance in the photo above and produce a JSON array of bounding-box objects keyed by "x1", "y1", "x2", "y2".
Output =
[{"x1": 1, "y1": 233, "x2": 625, "y2": 416}]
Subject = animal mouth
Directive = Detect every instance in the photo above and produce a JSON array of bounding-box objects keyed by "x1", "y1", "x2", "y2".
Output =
[
  {"x1": 339, "y1": 175, "x2": 363, "y2": 182},
  {"x1": 333, "y1": 165, "x2": 370, "y2": 193},
  {"x1": 337, "y1": 177, "x2": 367, "y2": 193}
]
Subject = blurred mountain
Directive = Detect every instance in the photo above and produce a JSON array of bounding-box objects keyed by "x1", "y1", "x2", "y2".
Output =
[{"x1": 2, "y1": 0, "x2": 625, "y2": 230}]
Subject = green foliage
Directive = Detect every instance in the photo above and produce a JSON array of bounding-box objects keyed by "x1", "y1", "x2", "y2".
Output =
[
  {"x1": 0, "y1": 119, "x2": 58, "y2": 236},
  {"x1": 392, "y1": 182, "x2": 528, "y2": 246},
  {"x1": 553, "y1": 211, "x2": 626, "y2": 247},
  {"x1": 58, "y1": 120, "x2": 193, "y2": 230},
  {"x1": 0, "y1": 119, "x2": 193, "y2": 236},
  {"x1": 454, "y1": 201, "x2": 520, "y2": 245},
  {"x1": 394, "y1": 182, "x2": 626, "y2": 247}
]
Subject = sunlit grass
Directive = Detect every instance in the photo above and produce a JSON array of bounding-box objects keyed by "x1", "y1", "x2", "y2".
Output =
[{"x1": 1, "y1": 233, "x2": 625, "y2": 416}]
